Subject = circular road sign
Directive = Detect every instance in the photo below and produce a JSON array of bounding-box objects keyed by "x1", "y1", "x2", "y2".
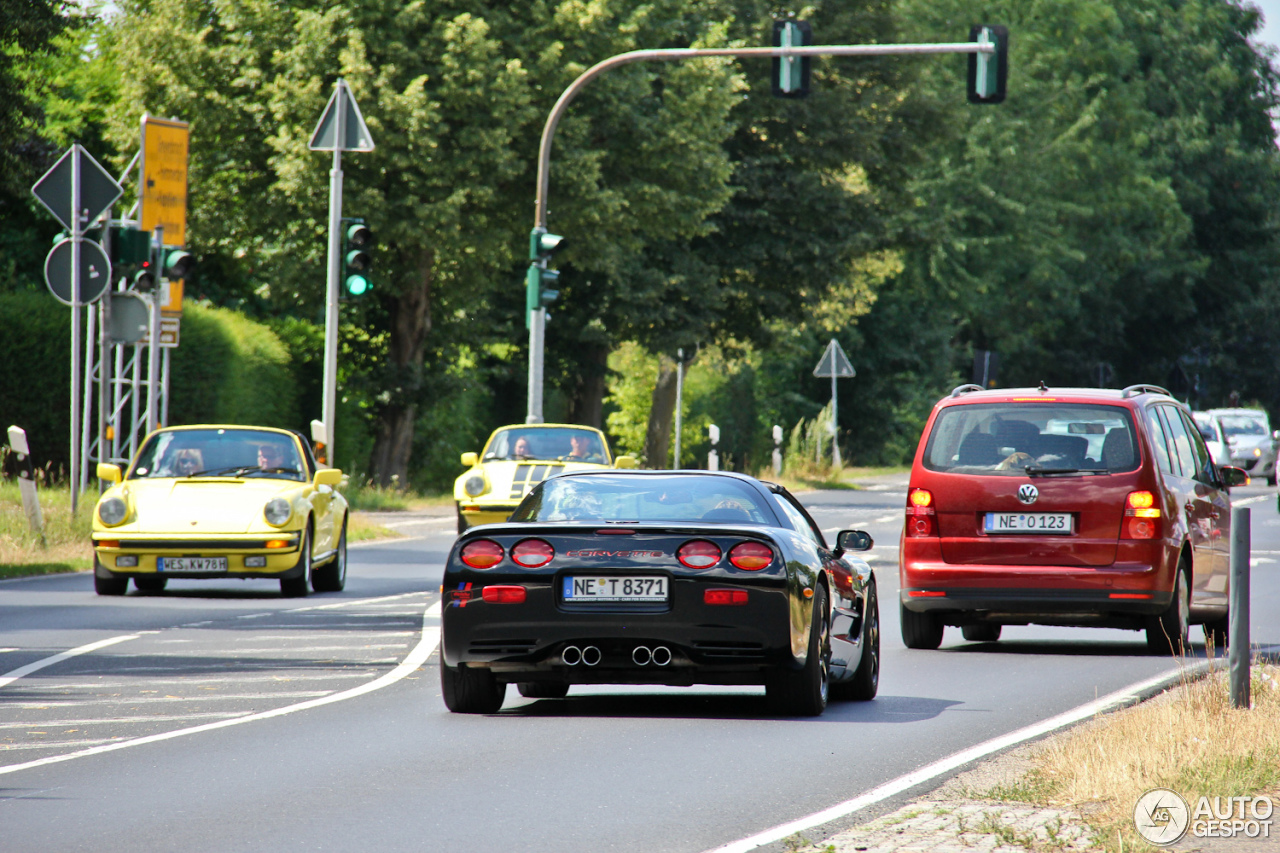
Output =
[
  {"x1": 44, "y1": 238, "x2": 112, "y2": 306},
  {"x1": 108, "y1": 292, "x2": 150, "y2": 344}
]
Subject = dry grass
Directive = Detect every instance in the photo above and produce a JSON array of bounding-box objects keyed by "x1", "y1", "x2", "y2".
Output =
[
  {"x1": 0, "y1": 481, "x2": 94, "y2": 577},
  {"x1": 1003, "y1": 659, "x2": 1280, "y2": 851}
]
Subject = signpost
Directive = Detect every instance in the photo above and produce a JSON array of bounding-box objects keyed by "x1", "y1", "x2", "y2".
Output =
[
  {"x1": 31, "y1": 144, "x2": 123, "y2": 513},
  {"x1": 310, "y1": 79, "x2": 374, "y2": 467},
  {"x1": 139, "y1": 116, "x2": 190, "y2": 246},
  {"x1": 813, "y1": 338, "x2": 855, "y2": 468}
]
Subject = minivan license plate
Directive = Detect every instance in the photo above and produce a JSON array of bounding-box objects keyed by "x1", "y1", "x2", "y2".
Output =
[
  {"x1": 563, "y1": 576, "x2": 668, "y2": 603},
  {"x1": 159, "y1": 557, "x2": 228, "y2": 572},
  {"x1": 984, "y1": 513, "x2": 1072, "y2": 534}
]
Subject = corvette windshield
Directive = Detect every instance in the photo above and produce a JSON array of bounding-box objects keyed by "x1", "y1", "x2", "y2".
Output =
[
  {"x1": 129, "y1": 428, "x2": 306, "y2": 481},
  {"x1": 511, "y1": 475, "x2": 776, "y2": 524}
]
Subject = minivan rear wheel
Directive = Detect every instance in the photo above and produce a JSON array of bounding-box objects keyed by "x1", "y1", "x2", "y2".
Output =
[
  {"x1": 1147, "y1": 563, "x2": 1190, "y2": 656},
  {"x1": 900, "y1": 601, "x2": 944, "y2": 650}
]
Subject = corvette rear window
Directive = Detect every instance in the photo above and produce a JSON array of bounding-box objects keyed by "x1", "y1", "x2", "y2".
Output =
[
  {"x1": 923, "y1": 403, "x2": 1139, "y2": 475},
  {"x1": 511, "y1": 475, "x2": 777, "y2": 524}
]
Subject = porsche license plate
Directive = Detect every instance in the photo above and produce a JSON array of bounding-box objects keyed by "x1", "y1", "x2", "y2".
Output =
[
  {"x1": 159, "y1": 557, "x2": 228, "y2": 572},
  {"x1": 984, "y1": 512, "x2": 1072, "y2": 534},
  {"x1": 563, "y1": 576, "x2": 668, "y2": 603}
]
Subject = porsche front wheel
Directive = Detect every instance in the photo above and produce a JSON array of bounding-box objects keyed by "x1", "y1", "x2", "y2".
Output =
[{"x1": 280, "y1": 526, "x2": 313, "y2": 598}]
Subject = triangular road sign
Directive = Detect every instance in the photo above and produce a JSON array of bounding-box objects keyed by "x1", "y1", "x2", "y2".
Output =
[
  {"x1": 309, "y1": 80, "x2": 375, "y2": 152},
  {"x1": 813, "y1": 338, "x2": 856, "y2": 378},
  {"x1": 31, "y1": 145, "x2": 124, "y2": 232}
]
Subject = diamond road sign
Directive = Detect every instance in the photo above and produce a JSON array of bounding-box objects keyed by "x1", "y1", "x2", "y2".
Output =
[
  {"x1": 45, "y1": 238, "x2": 112, "y2": 306},
  {"x1": 813, "y1": 338, "x2": 856, "y2": 378},
  {"x1": 31, "y1": 145, "x2": 124, "y2": 233}
]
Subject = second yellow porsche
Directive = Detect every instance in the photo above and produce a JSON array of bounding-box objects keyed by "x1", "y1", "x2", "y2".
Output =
[{"x1": 454, "y1": 424, "x2": 636, "y2": 532}]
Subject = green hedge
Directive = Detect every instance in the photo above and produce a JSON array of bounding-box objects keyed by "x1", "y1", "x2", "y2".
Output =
[{"x1": 0, "y1": 291, "x2": 306, "y2": 475}]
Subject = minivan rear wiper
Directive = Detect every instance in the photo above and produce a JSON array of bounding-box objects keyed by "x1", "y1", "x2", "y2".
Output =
[{"x1": 1024, "y1": 466, "x2": 1109, "y2": 477}]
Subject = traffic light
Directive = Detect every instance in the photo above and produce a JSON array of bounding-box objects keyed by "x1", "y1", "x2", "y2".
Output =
[
  {"x1": 162, "y1": 248, "x2": 193, "y2": 279},
  {"x1": 109, "y1": 226, "x2": 151, "y2": 266},
  {"x1": 968, "y1": 25, "x2": 1009, "y2": 103},
  {"x1": 772, "y1": 20, "x2": 811, "y2": 98},
  {"x1": 342, "y1": 220, "x2": 373, "y2": 298},
  {"x1": 132, "y1": 259, "x2": 157, "y2": 292},
  {"x1": 526, "y1": 228, "x2": 565, "y2": 326}
]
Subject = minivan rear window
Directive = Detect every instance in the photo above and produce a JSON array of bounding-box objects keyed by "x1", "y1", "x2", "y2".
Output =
[{"x1": 923, "y1": 403, "x2": 1139, "y2": 475}]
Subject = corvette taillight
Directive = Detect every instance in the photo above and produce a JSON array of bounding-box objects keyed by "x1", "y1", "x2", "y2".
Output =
[
  {"x1": 460, "y1": 539, "x2": 504, "y2": 569},
  {"x1": 482, "y1": 585, "x2": 527, "y2": 603},
  {"x1": 511, "y1": 538, "x2": 554, "y2": 568},
  {"x1": 677, "y1": 540, "x2": 721, "y2": 569},
  {"x1": 905, "y1": 488, "x2": 936, "y2": 537},
  {"x1": 1123, "y1": 490, "x2": 1161, "y2": 539},
  {"x1": 728, "y1": 542, "x2": 773, "y2": 571}
]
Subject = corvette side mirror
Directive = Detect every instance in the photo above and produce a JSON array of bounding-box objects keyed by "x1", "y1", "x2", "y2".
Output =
[{"x1": 836, "y1": 529, "x2": 874, "y2": 553}]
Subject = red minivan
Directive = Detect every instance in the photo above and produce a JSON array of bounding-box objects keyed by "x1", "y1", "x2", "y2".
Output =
[{"x1": 899, "y1": 383, "x2": 1249, "y2": 653}]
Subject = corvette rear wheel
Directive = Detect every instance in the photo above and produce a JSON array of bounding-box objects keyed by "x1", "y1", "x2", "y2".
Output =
[
  {"x1": 280, "y1": 526, "x2": 312, "y2": 598},
  {"x1": 900, "y1": 601, "x2": 944, "y2": 649},
  {"x1": 93, "y1": 558, "x2": 128, "y2": 596},
  {"x1": 517, "y1": 682, "x2": 570, "y2": 699},
  {"x1": 766, "y1": 584, "x2": 830, "y2": 716},
  {"x1": 833, "y1": 583, "x2": 879, "y2": 701},
  {"x1": 441, "y1": 662, "x2": 506, "y2": 713},
  {"x1": 311, "y1": 516, "x2": 347, "y2": 592}
]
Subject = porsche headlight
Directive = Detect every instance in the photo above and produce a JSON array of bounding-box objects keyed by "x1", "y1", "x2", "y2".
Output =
[
  {"x1": 98, "y1": 497, "x2": 127, "y2": 526},
  {"x1": 464, "y1": 475, "x2": 487, "y2": 497},
  {"x1": 264, "y1": 498, "x2": 292, "y2": 526}
]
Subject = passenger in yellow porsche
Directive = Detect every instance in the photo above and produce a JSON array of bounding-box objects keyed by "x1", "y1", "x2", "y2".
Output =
[
  {"x1": 512, "y1": 435, "x2": 534, "y2": 460},
  {"x1": 565, "y1": 433, "x2": 603, "y2": 463}
]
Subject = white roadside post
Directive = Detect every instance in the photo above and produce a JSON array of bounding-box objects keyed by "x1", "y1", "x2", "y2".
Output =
[
  {"x1": 1229, "y1": 506, "x2": 1251, "y2": 709},
  {"x1": 309, "y1": 80, "x2": 374, "y2": 467},
  {"x1": 772, "y1": 424, "x2": 783, "y2": 476},
  {"x1": 812, "y1": 338, "x2": 855, "y2": 470},
  {"x1": 7, "y1": 427, "x2": 45, "y2": 544},
  {"x1": 708, "y1": 424, "x2": 720, "y2": 471},
  {"x1": 673, "y1": 348, "x2": 685, "y2": 469}
]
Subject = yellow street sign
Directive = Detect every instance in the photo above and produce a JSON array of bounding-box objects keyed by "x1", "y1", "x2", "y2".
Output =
[
  {"x1": 139, "y1": 116, "x2": 190, "y2": 245},
  {"x1": 160, "y1": 278, "x2": 184, "y2": 316}
]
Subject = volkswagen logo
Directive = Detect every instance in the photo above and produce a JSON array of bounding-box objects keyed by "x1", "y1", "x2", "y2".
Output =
[{"x1": 1017, "y1": 484, "x2": 1039, "y2": 505}]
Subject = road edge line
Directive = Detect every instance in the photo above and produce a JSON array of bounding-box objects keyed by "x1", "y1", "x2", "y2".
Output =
[
  {"x1": 0, "y1": 634, "x2": 142, "y2": 690},
  {"x1": 702, "y1": 659, "x2": 1219, "y2": 853}
]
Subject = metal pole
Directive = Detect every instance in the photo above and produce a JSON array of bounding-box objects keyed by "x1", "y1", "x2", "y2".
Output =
[
  {"x1": 526, "y1": 41, "x2": 995, "y2": 412},
  {"x1": 161, "y1": 347, "x2": 171, "y2": 426},
  {"x1": 80, "y1": 302, "x2": 95, "y2": 493},
  {"x1": 674, "y1": 348, "x2": 684, "y2": 469},
  {"x1": 146, "y1": 226, "x2": 162, "y2": 435},
  {"x1": 526, "y1": 310, "x2": 545, "y2": 423},
  {"x1": 831, "y1": 369, "x2": 841, "y2": 468},
  {"x1": 321, "y1": 84, "x2": 346, "y2": 462},
  {"x1": 1229, "y1": 505, "x2": 1251, "y2": 709},
  {"x1": 69, "y1": 145, "x2": 82, "y2": 514}
]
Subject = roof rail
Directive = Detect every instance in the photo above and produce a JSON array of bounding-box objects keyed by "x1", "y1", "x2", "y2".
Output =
[
  {"x1": 950, "y1": 384, "x2": 985, "y2": 398},
  {"x1": 1120, "y1": 384, "x2": 1171, "y2": 399}
]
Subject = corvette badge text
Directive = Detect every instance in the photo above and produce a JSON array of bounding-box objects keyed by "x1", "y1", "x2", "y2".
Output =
[{"x1": 1134, "y1": 788, "x2": 1274, "y2": 845}]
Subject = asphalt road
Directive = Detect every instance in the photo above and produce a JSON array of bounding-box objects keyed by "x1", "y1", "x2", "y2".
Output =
[{"x1": 2, "y1": 477, "x2": 1278, "y2": 853}]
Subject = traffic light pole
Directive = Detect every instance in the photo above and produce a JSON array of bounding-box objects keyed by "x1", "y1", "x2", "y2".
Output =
[
  {"x1": 526, "y1": 38, "x2": 996, "y2": 423},
  {"x1": 321, "y1": 121, "x2": 345, "y2": 464}
]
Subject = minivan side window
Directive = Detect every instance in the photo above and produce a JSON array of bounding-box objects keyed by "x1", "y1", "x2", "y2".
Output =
[
  {"x1": 1145, "y1": 408, "x2": 1174, "y2": 476},
  {"x1": 1159, "y1": 406, "x2": 1197, "y2": 479},
  {"x1": 1178, "y1": 409, "x2": 1220, "y2": 486}
]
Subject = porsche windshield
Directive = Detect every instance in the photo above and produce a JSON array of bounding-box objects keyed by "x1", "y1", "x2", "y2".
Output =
[
  {"x1": 510, "y1": 475, "x2": 777, "y2": 524},
  {"x1": 129, "y1": 428, "x2": 306, "y2": 481},
  {"x1": 482, "y1": 428, "x2": 609, "y2": 464}
]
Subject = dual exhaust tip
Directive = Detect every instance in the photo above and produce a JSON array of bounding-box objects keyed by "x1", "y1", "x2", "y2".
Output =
[{"x1": 560, "y1": 645, "x2": 672, "y2": 666}]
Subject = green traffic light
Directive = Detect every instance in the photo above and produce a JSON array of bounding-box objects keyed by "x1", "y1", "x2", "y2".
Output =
[
  {"x1": 163, "y1": 249, "x2": 193, "y2": 279},
  {"x1": 345, "y1": 273, "x2": 371, "y2": 297}
]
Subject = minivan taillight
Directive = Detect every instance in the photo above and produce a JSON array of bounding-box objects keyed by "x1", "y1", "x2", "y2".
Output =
[
  {"x1": 1123, "y1": 490, "x2": 1161, "y2": 539},
  {"x1": 905, "y1": 488, "x2": 936, "y2": 537}
]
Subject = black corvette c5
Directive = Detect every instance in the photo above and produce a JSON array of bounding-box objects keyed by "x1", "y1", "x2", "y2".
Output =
[{"x1": 440, "y1": 470, "x2": 880, "y2": 716}]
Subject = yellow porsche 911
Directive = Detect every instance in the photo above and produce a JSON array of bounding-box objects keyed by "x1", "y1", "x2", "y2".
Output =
[
  {"x1": 454, "y1": 424, "x2": 636, "y2": 532},
  {"x1": 91, "y1": 425, "x2": 349, "y2": 597}
]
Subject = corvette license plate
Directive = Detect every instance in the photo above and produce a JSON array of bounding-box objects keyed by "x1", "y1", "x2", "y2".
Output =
[
  {"x1": 159, "y1": 557, "x2": 228, "y2": 572},
  {"x1": 563, "y1": 576, "x2": 668, "y2": 603},
  {"x1": 984, "y1": 512, "x2": 1072, "y2": 534}
]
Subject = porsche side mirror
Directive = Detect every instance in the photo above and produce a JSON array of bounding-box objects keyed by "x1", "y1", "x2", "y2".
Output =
[
  {"x1": 97, "y1": 463, "x2": 122, "y2": 484},
  {"x1": 461, "y1": 452, "x2": 478, "y2": 467},
  {"x1": 836, "y1": 529, "x2": 874, "y2": 552},
  {"x1": 314, "y1": 468, "x2": 343, "y2": 488},
  {"x1": 1220, "y1": 466, "x2": 1249, "y2": 489},
  {"x1": 614, "y1": 455, "x2": 638, "y2": 469}
]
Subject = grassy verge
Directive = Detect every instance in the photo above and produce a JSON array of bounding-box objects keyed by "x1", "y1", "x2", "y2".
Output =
[
  {"x1": 986, "y1": 658, "x2": 1280, "y2": 851},
  {"x1": 0, "y1": 481, "x2": 93, "y2": 578},
  {"x1": 757, "y1": 465, "x2": 908, "y2": 493}
]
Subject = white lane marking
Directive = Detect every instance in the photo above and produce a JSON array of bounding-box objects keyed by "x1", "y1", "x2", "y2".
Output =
[
  {"x1": 184, "y1": 644, "x2": 408, "y2": 653},
  {"x1": 0, "y1": 602, "x2": 442, "y2": 777},
  {"x1": 0, "y1": 635, "x2": 143, "y2": 691},
  {"x1": 702, "y1": 661, "x2": 1219, "y2": 853},
  {"x1": 288, "y1": 591, "x2": 426, "y2": 612},
  {"x1": 17, "y1": 672, "x2": 376, "y2": 690},
  {"x1": 4, "y1": 738, "x2": 134, "y2": 751},
  {"x1": 1232, "y1": 494, "x2": 1272, "y2": 507},
  {"x1": 0, "y1": 648, "x2": 20, "y2": 653},
  {"x1": 0, "y1": 712, "x2": 253, "y2": 729},
  {"x1": 11, "y1": 691, "x2": 334, "y2": 708}
]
